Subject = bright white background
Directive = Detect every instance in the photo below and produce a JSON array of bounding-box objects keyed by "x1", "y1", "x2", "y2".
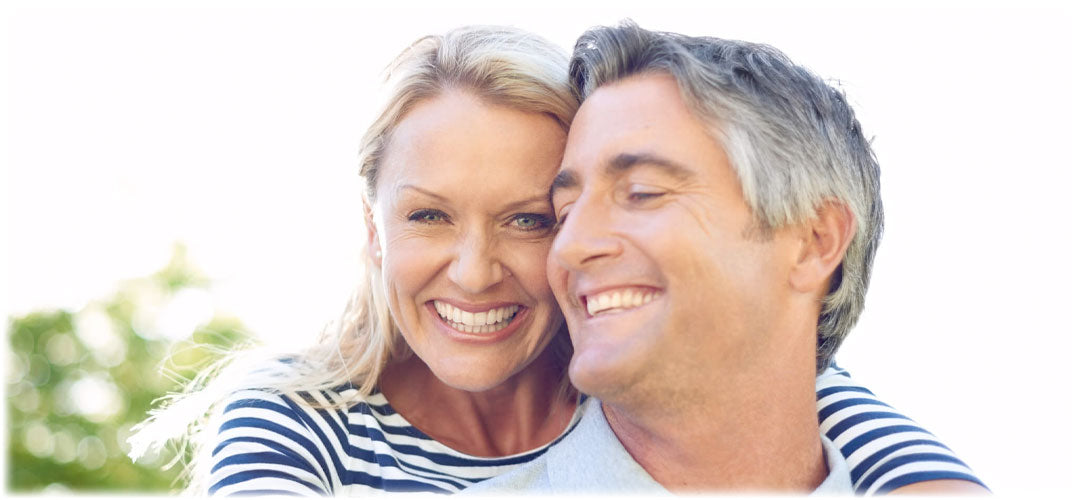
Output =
[{"x1": 3, "y1": 0, "x2": 1078, "y2": 495}]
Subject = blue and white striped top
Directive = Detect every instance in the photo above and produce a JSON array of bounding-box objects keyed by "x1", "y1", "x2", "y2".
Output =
[
  {"x1": 208, "y1": 365, "x2": 985, "y2": 495},
  {"x1": 815, "y1": 367, "x2": 985, "y2": 494}
]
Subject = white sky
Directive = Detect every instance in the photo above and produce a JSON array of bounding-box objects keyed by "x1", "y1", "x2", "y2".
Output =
[{"x1": 3, "y1": 0, "x2": 1079, "y2": 495}]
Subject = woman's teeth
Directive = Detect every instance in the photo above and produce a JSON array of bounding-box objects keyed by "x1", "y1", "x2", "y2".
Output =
[
  {"x1": 433, "y1": 301, "x2": 521, "y2": 334},
  {"x1": 585, "y1": 288, "x2": 659, "y2": 316}
]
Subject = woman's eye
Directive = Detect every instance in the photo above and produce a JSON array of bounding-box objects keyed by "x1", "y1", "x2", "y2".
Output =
[
  {"x1": 510, "y1": 213, "x2": 553, "y2": 231},
  {"x1": 407, "y1": 209, "x2": 448, "y2": 223}
]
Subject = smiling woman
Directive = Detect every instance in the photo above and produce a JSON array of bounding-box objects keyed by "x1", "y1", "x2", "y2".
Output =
[
  {"x1": 368, "y1": 91, "x2": 577, "y2": 456},
  {"x1": 127, "y1": 25, "x2": 583, "y2": 494},
  {"x1": 370, "y1": 91, "x2": 568, "y2": 399}
]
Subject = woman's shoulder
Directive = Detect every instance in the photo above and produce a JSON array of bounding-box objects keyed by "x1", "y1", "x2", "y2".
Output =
[
  {"x1": 217, "y1": 381, "x2": 381, "y2": 426},
  {"x1": 209, "y1": 385, "x2": 372, "y2": 495},
  {"x1": 213, "y1": 353, "x2": 374, "y2": 410}
]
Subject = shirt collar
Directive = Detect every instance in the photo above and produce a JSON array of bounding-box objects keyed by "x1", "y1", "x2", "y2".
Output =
[
  {"x1": 545, "y1": 397, "x2": 671, "y2": 494},
  {"x1": 812, "y1": 430, "x2": 854, "y2": 495},
  {"x1": 547, "y1": 397, "x2": 852, "y2": 495}
]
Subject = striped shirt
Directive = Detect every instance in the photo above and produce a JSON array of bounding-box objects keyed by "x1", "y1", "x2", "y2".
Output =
[
  {"x1": 816, "y1": 367, "x2": 986, "y2": 494},
  {"x1": 208, "y1": 365, "x2": 985, "y2": 495}
]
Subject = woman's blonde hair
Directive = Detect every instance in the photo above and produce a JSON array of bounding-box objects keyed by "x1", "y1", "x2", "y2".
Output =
[{"x1": 128, "y1": 25, "x2": 578, "y2": 492}]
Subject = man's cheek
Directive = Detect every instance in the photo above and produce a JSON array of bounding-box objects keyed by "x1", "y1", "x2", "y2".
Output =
[{"x1": 545, "y1": 253, "x2": 566, "y2": 295}]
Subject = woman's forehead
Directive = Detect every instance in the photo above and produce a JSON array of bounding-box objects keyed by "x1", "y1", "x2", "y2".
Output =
[{"x1": 376, "y1": 94, "x2": 565, "y2": 204}]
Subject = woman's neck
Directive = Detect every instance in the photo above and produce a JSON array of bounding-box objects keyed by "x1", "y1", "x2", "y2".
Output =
[{"x1": 378, "y1": 347, "x2": 577, "y2": 457}]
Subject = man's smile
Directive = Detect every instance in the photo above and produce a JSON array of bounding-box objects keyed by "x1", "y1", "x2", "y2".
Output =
[{"x1": 580, "y1": 287, "x2": 663, "y2": 318}]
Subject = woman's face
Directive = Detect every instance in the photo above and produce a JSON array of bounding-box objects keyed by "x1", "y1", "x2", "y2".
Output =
[{"x1": 370, "y1": 90, "x2": 567, "y2": 391}]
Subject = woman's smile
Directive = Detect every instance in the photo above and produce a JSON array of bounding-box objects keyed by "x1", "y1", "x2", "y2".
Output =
[{"x1": 427, "y1": 300, "x2": 530, "y2": 343}]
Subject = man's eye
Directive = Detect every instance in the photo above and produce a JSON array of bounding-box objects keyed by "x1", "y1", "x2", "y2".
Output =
[
  {"x1": 628, "y1": 192, "x2": 663, "y2": 201},
  {"x1": 510, "y1": 213, "x2": 554, "y2": 231},
  {"x1": 552, "y1": 203, "x2": 574, "y2": 232},
  {"x1": 627, "y1": 189, "x2": 665, "y2": 203},
  {"x1": 407, "y1": 209, "x2": 449, "y2": 223}
]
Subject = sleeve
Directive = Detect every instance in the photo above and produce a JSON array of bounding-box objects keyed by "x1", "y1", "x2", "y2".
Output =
[
  {"x1": 815, "y1": 364, "x2": 988, "y2": 494},
  {"x1": 206, "y1": 389, "x2": 337, "y2": 496}
]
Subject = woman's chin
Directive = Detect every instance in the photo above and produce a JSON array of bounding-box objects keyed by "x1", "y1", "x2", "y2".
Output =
[{"x1": 431, "y1": 367, "x2": 515, "y2": 393}]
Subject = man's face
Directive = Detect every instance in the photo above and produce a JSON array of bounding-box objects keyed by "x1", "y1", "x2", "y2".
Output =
[{"x1": 548, "y1": 74, "x2": 801, "y2": 403}]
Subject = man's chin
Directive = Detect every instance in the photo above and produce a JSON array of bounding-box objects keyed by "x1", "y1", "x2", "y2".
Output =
[{"x1": 567, "y1": 347, "x2": 644, "y2": 402}]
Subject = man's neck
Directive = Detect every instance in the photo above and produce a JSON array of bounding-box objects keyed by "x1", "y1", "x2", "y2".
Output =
[{"x1": 601, "y1": 357, "x2": 826, "y2": 492}]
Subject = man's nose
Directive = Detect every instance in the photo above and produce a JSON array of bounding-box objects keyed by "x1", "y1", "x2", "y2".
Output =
[
  {"x1": 551, "y1": 195, "x2": 622, "y2": 271},
  {"x1": 448, "y1": 229, "x2": 505, "y2": 294}
]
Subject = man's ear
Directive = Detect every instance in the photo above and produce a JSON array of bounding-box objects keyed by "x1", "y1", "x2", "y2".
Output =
[
  {"x1": 789, "y1": 200, "x2": 856, "y2": 295},
  {"x1": 363, "y1": 197, "x2": 383, "y2": 268}
]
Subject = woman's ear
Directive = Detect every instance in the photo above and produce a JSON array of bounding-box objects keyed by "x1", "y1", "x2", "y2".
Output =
[
  {"x1": 789, "y1": 200, "x2": 856, "y2": 295},
  {"x1": 363, "y1": 197, "x2": 383, "y2": 268}
]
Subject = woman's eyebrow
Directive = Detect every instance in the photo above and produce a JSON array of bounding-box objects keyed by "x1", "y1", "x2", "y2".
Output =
[
  {"x1": 400, "y1": 183, "x2": 550, "y2": 212},
  {"x1": 398, "y1": 184, "x2": 449, "y2": 202},
  {"x1": 501, "y1": 192, "x2": 553, "y2": 213}
]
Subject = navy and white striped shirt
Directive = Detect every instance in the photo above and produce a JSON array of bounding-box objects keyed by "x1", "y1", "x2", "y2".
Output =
[
  {"x1": 208, "y1": 365, "x2": 985, "y2": 495},
  {"x1": 815, "y1": 368, "x2": 985, "y2": 494}
]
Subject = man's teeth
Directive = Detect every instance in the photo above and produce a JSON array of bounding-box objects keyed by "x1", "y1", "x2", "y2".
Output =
[
  {"x1": 586, "y1": 289, "x2": 659, "y2": 316},
  {"x1": 433, "y1": 301, "x2": 521, "y2": 334}
]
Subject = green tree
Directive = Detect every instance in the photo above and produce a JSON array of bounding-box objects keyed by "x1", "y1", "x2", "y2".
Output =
[{"x1": 6, "y1": 244, "x2": 252, "y2": 492}]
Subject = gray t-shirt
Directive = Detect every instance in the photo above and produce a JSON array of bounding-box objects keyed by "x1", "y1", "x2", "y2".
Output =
[{"x1": 464, "y1": 397, "x2": 852, "y2": 495}]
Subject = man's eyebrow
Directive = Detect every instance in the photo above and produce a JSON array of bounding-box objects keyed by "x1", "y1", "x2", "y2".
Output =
[
  {"x1": 548, "y1": 153, "x2": 691, "y2": 201},
  {"x1": 608, "y1": 152, "x2": 694, "y2": 180},
  {"x1": 549, "y1": 170, "x2": 580, "y2": 200}
]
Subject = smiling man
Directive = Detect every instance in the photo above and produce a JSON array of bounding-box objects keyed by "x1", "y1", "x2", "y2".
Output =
[{"x1": 466, "y1": 22, "x2": 987, "y2": 494}]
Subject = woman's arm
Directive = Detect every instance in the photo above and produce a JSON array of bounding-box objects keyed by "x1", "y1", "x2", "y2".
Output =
[
  {"x1": 207, "y1": 389, "x2": 336, "y2": 496},
  {"x1": 888, "y1": 479, "x2": 989, "y2": 495},
  {"x1": 815, "y1": 365, "x2": 989, "y2": 495}
]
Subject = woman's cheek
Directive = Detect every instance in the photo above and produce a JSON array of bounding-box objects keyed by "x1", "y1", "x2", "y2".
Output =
[{"x1": 503, "y1": 238, "x2": 556, "y2": 294}]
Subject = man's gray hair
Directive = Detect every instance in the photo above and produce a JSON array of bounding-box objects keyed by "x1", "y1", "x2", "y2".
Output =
[{"x1": 569, "y1": 21, "x2": 884, "y2": 373}]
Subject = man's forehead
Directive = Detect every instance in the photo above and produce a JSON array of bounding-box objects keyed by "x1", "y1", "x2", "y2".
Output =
[{"x1": 563, "y1": 74, "x2": 693, "y2": 154}]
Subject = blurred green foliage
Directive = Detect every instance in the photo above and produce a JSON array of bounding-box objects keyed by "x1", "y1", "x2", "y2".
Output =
[{"x1": 6, "y1": 244, "x2": 252, "y2": 492}]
